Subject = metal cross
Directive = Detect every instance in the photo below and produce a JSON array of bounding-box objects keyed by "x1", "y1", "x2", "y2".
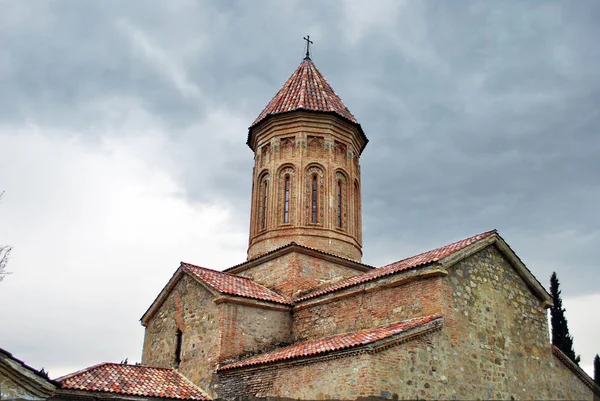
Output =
[{"x1": 303, "y1": 35, "x2": 313, "y2": 60}]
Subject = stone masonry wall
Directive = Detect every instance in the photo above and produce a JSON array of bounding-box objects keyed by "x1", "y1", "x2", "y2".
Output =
[
  {"x1": 292, "y1": 276, "x2": 443, "y2": 342},
  {"x1": 435, "y1": 245, "x2": 593, "y2": 399},
  {"x1": 236, "y1": 251, "x2": 365, "y2": 299},
  {"x1": 141, "y1": 274, "x2": 220, "y2": 394},
  {"x1": 218, "y1": 302, "x2": 291, "y2": 363},
  {"x1": 217, "y1": 350, "x2": 379, "y2": 400},
  {"x1": 0, "y1": 372, "x2": 49, "y2": 401}
]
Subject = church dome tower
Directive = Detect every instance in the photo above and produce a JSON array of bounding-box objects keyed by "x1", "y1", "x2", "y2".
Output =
[{"x1": 246, "y1": 53, "x2": 368, "y2": 262}]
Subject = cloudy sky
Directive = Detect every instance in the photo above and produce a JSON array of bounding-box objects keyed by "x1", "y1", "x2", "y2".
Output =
[{"x1": 1, "y1": 0, "x2": 599, "y2": 378}]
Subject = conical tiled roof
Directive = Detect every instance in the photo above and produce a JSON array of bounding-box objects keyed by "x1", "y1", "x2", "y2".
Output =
[{"x1": 251, "y1": 58, "x2": 358, "y2": 127}]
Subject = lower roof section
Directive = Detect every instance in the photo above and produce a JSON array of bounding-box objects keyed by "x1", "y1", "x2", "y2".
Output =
[
  {"x1": 218, "y1": 315, "x2": 443, "y2": 371},
  {"x1": 57, "y1": 363, "x2": 211, "y2": 400}
]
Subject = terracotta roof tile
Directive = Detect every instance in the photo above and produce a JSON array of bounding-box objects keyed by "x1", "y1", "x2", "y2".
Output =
[
  {"x1": 218, "y1": 315, "x2": 442, "y2": 371},
  {"x1": 57, "y1": 363, "x2": 211, "y2": 400},
  {"x1": 295, "y1": 230, "x2": 496, "y2": 302},
  {"x1": 252, "y1": 59, "x2": 357, "y2": 127},
  {"x1": 182, "y1": 262, "x2": 290, "y2": 305}
]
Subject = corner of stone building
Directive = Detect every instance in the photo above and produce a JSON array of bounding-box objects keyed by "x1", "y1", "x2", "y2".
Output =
[
  {"x1": 436, "y1": 244, "x2": 594, "y2": 399},
  {"x1": 140, "y1": 273, "x2": 222, "y2": 393}
]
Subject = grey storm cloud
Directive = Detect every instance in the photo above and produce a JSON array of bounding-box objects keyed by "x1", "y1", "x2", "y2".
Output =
[
  {"x1": 2, "y1": 0, "x2": 599, "y2": 286},
  {"x1": 1, "y1": 0, "x2": 599, "y2": 374}
]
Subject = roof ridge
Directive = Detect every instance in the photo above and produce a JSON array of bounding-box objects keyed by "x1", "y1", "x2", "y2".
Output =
[
  {"x1": 102, "y1": 362, "x2": 177, "y2": 371},
  {"x1": 55, "y1": 362, "x2": 111, "y2": 382},
  {"x1": 381, "y1": 229, "x2": 497, "y2": 268},
  {"x1": 182, "y1": 261, "x2": 236, "y2": 276},
  {"x1": 223, "y1": 242, "x2": 375, "y2": 272}
]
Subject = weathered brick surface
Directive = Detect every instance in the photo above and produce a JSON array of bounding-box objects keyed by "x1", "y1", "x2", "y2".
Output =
[
  {"x1": 236, "y1": 251, "x2": 366, "y2": 299},
  {"x1": 141, "y1": 275, "x2": 220, "y2": 393},
  {"x1": 217, "y1": 351, "x2": 376, "y2": 400},
  {"x1": 247, "y1": 112, "x2": 365, "y2": 261},
  {"x1": 293, "y1": 275, "x2": 443, "y2": 342},
  {"x1": 218, "y1": 302, "x2": 291, "y2": 362}
]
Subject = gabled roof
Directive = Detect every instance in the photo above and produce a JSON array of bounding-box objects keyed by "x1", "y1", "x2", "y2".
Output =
[
  {"x1": 181, "y1": 262, "x2": 290, "y2": 305},
  {"x1": 295, "y1": 230, "x2": 497, "y2": 302},
  {"x1": 141, "y1": 262, "x2": 290, "y2": 326},
  {"x1": 218, "y1": 315, "x2": 442, "y2": 371},
  {"x1": 252, "y1": 58, "x2": 357, "y2": 127},
  {"x1": 57, "y1": 363, "x2": 211, "y2": 400}
]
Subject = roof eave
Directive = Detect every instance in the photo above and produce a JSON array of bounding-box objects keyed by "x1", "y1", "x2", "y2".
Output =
[
  {"x1": 247, "y1": 110, "x2": 368, "y2": 154},
  {"x1": 140, "y1": 265, "x2": 186, "y2": 326},
  {"x1": 217, "y1": 317, "x2": 443, "y2": 372},
  {"x1": 224, "y1": 242, "x2": 374, "y2": 274},
  {"x1": 439, "y1": 232, "x2": 553, "y2": 306}
]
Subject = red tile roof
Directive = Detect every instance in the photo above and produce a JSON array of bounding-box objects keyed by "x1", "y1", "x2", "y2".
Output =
[
  {"x1": 251, "y1": 59, "x2": 358, "y2": 127},
  {"x1": 295, "y1": 230, "x2": 496, "y2": 302},
  {"x1": 218, "y1": 315, "x2": 442, "y2": 371},
  {"x1": 182, "y1": 262, "x2": 290, "y2": 305},
  {"x1": 57, "y1": 363, "x2": 211, "y2": 400}
]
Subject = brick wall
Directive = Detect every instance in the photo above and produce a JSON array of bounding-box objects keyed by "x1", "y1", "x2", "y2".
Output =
[
  {"x1": 217, "y1": 351, "x2": 377, "y2": 400},
  {"x1": 247, "y1": 112, "x2": 364, "y2": 261},
  {"x1": 292, "y1": 276, "x2": 443, "y2": 342},
  {"x1": 236, "y1": 251, "x2": 365, "y2": 298},
  {"x1": 218, "y1": 302, "x2": 291, "y2": 362}
]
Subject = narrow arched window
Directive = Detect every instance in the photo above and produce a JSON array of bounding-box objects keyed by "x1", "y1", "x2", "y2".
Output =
[
  {"x1": 337, "y1": 180, "x2": 343, "y2": 228},
  {"x1": 311, "y1": 175, "x2": 318, "y2": 223},
  {"x1": 283, "y1": 175, "x2": 290, "y2": 223},
  {"x1": 175, "y1": 329, "x2": 183, "y2": 368},
  {"x1": 354, "y1": 181, "x2": 360, "y2": 237},
  {"x1": 262, "y1": 181, "x2": 268, "y2": 230}
]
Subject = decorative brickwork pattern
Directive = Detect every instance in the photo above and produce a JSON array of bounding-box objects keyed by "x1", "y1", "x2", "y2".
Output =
[{"x1": 57, "y1": 363, "x2": 211, "y2": 400}]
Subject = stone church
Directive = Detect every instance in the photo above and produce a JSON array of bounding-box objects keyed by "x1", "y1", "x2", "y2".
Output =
[{"x1": 2, "y1": 53, "x2": 600, "y2": 401}]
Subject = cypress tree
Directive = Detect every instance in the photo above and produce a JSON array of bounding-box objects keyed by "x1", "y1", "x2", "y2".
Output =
[
  {"x1": 549, "y1": 272, "x2": 580, "y2": 365},
  {"x1": 594, "y1": 354, "x2": 600, "y2": 385}
]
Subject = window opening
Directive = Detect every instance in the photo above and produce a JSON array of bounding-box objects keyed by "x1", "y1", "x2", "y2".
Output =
[
  {"x1": 354, "y1": 182, "x2": 360, "y2": 235},
  {"x1": 284, "y1": 175, "x2": 290, "y2": 223},
  {"x1": 311, "y1": 175, "x2": 318, "y2": 223},
  {"x1": 175, "y1": 329, "x2": 183, "y2": 368},
  {"x1": 262, "y1": 181, "x2": 268, "y2": 230},
  {"x1": 337, "y1": 180, "x2": 342, "y2": 228}
]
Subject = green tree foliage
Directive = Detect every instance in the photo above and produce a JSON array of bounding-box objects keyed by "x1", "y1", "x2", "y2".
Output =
[
  {"x1": 594, "y1": 354, "x2": 600, "y2": 385},
  {"x1": 549, "y1": 272, "x2": 580, "y2": 365}
]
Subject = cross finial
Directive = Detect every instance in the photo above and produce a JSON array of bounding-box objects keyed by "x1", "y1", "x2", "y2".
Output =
[{"x1": 303, "y1": 35, "x2": 313, "y2": 60}]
